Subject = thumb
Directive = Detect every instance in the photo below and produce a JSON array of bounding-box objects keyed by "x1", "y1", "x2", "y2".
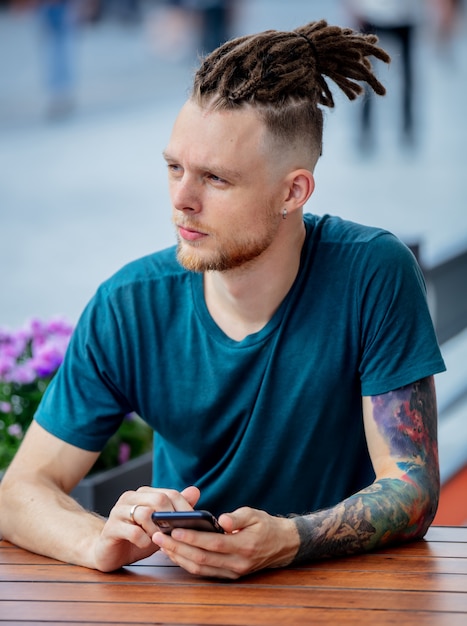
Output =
[
  {"x1": 218, "y1": 507, "x2": 254, "y2": 533},
  {"x1": 181, "y1": 485, "x2": 201, "y2": 508}
]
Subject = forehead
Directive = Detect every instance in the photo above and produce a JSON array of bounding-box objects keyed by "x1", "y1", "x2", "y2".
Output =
[{"x1": 166, "y1": 100, "x2": 270, "y2": 173}]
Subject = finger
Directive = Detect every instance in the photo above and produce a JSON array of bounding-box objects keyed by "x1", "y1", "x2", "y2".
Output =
[
  {"x1": 115, "y1": 487, "x2": 196, "y2": 528},
  {"x1": 152, "y1": 531, "x2": 242, "y2": 579},
  {"x1": 165, "y1": 550, "x2": 241, "y2": 579},
  {"x1": 111, "y1": 492, "x2": 183, "y2": 539},
  {"x1": 180, "y1": 486, "x2": 201, "y2": 508},
  {"x1": 218, "y1": 507, "x2": 255, "y2": 533},
  {"x1": 170, "y1": 527, "x2": 232, "y2": 552},
  {"x1": 132, "y1": 486, "x2": 199, "y2": 512},
  {"x1": 128, "y1": 503, "x2": 159, "y2": 535},
  {"x1": 100, "y1": 508, "x2": 154, "y2": 552}
]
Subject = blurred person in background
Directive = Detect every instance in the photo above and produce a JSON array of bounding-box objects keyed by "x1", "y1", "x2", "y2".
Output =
[
  {"x1": 194, "y1": 0, "x2": 235, "y2": 53},
  {"x1": 154, "y1": 0, "x2": 235, "y2": 56},
  {"x1": 430, "y1": 0, "x2": 464, "y2": 55},
  {"x1": 36, "y1": 0, "x2": 79, "y2": 118},
  {"x1": 344, "y1": 0, "x2": 423, "y2": 151},
  {"x1": 99, "y1": 0, "x2": 142, "y2": 23}
]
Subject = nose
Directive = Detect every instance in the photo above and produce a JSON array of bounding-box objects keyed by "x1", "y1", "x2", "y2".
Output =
[{"x1": 171, "y1": 174, "x2": 202, "y2": 214}]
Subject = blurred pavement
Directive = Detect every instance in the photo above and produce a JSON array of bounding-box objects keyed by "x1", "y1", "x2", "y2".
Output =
[{"x1": 1, "y1": 0, "x2": 466, "y2": 326}]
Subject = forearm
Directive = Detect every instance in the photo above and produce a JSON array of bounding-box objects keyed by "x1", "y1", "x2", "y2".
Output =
[
  {"x1": 291, "y1": 476, "x2": 438, "y2": 564},
  {"x1": 290, "y1": 377, "x2": 441, "y2": 564},
  {"x1": 0, "y1": 470, "x2": 105, "y2": 568}
]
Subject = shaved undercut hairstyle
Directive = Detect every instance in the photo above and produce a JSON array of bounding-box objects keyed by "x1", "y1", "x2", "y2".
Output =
[{"x1": 191, "y1": 20, "x2": 390, "y2": 167}]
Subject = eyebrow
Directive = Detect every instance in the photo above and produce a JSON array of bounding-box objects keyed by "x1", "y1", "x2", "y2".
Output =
[
  {"x1": 162, "y1": 150, "x2": 175, "y2": 162},
  {"x1": 162, "y1": 150, "x2": 244, "y2": 182}
]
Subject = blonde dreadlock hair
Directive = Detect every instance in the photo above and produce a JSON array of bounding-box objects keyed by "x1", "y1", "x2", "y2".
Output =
[{"x1": 191, "y1": 20, "x2": 390, "y2": 166}]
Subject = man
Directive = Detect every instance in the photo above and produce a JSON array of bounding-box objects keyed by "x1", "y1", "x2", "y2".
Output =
[{"x1": 0, "y1": 20, "x2": 445, "y2": 579}]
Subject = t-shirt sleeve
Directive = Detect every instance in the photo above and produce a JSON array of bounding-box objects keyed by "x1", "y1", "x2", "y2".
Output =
[
  {"x1": 358, "y1": 233, "x2": 446, "y2": 396},
  {"x1": 34, "y1": 284, "x2": 132, "y2": 451}
]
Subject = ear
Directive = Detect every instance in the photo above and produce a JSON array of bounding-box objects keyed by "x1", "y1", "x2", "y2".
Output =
[{"x1": 283, "y1": 169, "x2": 315, "y2": 213}]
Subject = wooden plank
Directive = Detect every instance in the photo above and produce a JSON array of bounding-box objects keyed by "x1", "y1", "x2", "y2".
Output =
[
  {"x1": 0, "y1": 541, "x2": 175, "y2": 566},
  {"x1": 0, "y1": 548, "x2": 64, "y2": 566},
  {"x1": 374, "y1": 541, "x2": 467, "y2": 558},
  {"x1": 130, "y1": 556, "x2": 467, "y2": 582},
  {"x1": 1, "y1": 530, "x2": 466, "y2": 565},
  {"x1": 244, "y1": 569, "x2": 467, "y2": 593},
  {"x1": 0, "y1": 556, "x2": 467, "y2": 589},
  {"x1": 288, "y1": 555, "x2": 467, "y2": 574},
  {"x1": 2, "y1": 551, "x2": 466, "y2": 578},
  {"x1": 1, "y1": 581, "x2": 466, "y2": 613},
  {"x1": 426, "y1": 526, "x2": 467, "y2": 542},
  {"x1": 135, "y1": 540, "x2": 467, "y2": 573},
  {"x1": 0, "y1": 601, "x2": 466, "y2": 626},
  {"x1": 1, "y1": 528, "x2": 465, "y2": 559}
]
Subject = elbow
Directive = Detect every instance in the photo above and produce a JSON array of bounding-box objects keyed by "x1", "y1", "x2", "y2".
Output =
[
  {"x1": 384, "y1": 473, "x2": 440, "y2": 544},
  {"x1": 0, "y1": 470, "x2": 13, "y2": 540},
  {"x1": 423, "y1": 492, "x2": 440, "y2": 538},
  {"x1": 410, "y1": 476, "x2": 440, "y2": 540}
]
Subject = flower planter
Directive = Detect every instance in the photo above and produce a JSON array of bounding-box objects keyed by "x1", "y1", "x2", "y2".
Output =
[
  {"x1": 71, "y1": 451, "x2": 153, "y2": 517},
  {"x1": 1, "y1": 318, "x2": 154, "y2": 519}
]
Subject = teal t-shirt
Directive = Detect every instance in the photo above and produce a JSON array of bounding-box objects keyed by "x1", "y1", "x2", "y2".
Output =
[{"x1": 35, "y1": 214, "x2": 446, "y2": 517}]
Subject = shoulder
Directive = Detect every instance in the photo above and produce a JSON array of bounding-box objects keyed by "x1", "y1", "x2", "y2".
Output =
[
  {"x1": 96, "y1": 245, "x2": 191, "y2": 300},
  {"x1": 304, "y1": 213, "x2": 411, "y2": 257},
  {"x1": 303, "y1": 213, "x2": 423, "y2": 290},
  {"x1": 78, "y1": 245, "x2": 192, "y2": 327},
  {"x1": 103, "y1": 245, "x2": 182, "y2": 288}
]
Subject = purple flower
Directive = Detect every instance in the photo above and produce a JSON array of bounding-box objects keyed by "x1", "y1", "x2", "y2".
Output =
[
  {"x1": 0, "y1": 333, "x2": 27, "y2": 361},
  {"x1": 118, "y1": 442, "x2": 131, "y2": 465},
  {"x1": 7, "y1": 423, "x2": 23, "y2": 438},
  {"x1": 0, "y1": 317, "x2": 73, "y2": 383},
  {"x1": 0, "y1": 355, "x2": 15, "y2": 379},
  {"x1": 31, "y1": 340, "x2": 67, "y2": 378},
  {"x1": 0, "y1": 317, "x2": 76, "y2": 473},
  {"x1": 9, "y1": 362, "x2": 37, "y2": 385},
  {"x1": 44, "y1": 317, "x2": 74, "y2": 336}
]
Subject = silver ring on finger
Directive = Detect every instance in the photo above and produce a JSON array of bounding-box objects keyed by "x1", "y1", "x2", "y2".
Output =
[{"x1": 129, "y1": 503, "x2": 143, "y2": 525}]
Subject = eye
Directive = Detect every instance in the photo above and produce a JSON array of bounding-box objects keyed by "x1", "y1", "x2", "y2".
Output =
[
  {"x1": 207, "y1": 173, "x2": 228, "y2": 185},
  {"x1": 167, "y1": 163, "x2": 183, "y2": 177}
]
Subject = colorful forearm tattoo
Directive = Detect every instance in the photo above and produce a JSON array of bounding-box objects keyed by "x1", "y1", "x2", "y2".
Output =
[{"x1": 292, "y1": 377, "x2": 439, "y2": 563}]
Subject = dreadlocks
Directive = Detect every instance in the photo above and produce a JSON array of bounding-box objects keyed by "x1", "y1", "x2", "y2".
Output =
[{"x1": 191, "y1": 20, "x2": 390, "y2": 165}]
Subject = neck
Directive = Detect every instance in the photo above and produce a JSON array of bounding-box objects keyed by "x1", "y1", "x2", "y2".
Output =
[{"x1": 204, "y1": 218, "x2": 306, "y2": 341}]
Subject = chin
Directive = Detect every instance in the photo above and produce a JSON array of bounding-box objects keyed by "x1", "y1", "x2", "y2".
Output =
[{"x1": 176, "y1": 246, "x2": 210, "y2": 272}]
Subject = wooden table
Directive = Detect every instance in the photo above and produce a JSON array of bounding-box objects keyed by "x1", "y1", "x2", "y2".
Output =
[{"x1": 1, "y1": 526, "x2": 466, "y2": 625}]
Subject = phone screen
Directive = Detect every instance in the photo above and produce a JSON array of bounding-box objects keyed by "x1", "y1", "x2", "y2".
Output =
[{"x1": 151, "y1": 510, "x2": 225, "y2": 534}]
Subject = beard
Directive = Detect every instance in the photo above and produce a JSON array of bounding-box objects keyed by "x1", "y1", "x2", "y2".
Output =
[{"x1": 175, "y1": 214, "x2": 279, "y2": 273}]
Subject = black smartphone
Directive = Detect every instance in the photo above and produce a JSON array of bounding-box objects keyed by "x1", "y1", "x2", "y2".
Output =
[{"x1": 151, "y1": 510, "x2": 225, "y2": 534}]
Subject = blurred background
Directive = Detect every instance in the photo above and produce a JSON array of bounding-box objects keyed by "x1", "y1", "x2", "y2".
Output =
[{"x1": 0, "y1": 0, "x2": 466, "y2": 521}]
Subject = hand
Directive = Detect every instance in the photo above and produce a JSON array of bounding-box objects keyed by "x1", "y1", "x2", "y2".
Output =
[
  {"x1": 152, "y1": 507, "x2": 300, "y2": 579},
  {"x1": 93, "y1": 485, "x2": 200, "y2": 572}
]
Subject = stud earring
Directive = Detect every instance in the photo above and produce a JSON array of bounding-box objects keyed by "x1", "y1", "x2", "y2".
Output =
[{"x1": 282, "y1": 208, "x2": 287, "y2": 219}]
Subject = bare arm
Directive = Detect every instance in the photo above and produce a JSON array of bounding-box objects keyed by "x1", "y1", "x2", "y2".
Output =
[
  {"x1": 0, "y1": 421, "x2": 200, "y2": 570},
  {"x1": 292, "y1": 376, "x2": 440, "y2": 562},
  {"x1": 0, "y1": 421, "x2": 104, "y2": 565}
]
